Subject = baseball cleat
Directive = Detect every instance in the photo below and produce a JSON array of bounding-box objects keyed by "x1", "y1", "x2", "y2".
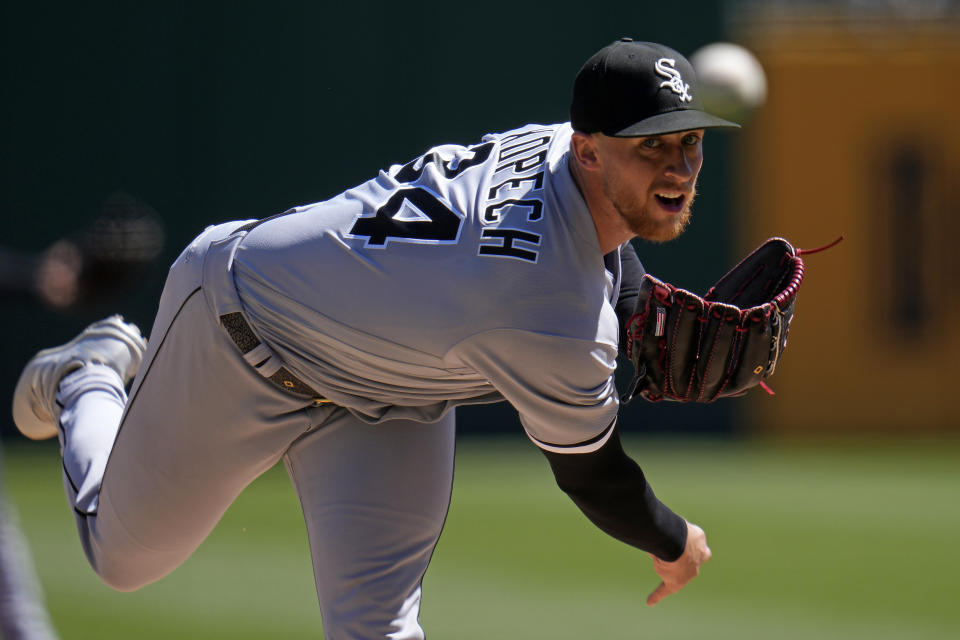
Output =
[{"x1": 12, "y1": 315, "x2": 147, "y2": 440}]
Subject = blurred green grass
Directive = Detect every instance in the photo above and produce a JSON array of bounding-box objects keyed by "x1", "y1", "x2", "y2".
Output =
[{"x1": 3, "y1": 435, "x2": 958, "y2": 639}]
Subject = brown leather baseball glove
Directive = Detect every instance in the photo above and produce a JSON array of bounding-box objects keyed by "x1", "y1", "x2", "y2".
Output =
[{"x1": 623, "y1": 237, "x2": 815, "y2": 403}]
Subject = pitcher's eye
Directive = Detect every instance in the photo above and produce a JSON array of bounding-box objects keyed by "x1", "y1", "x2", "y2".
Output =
[{"x1": 640, "y1": 137, "x2": 661, "y2": 149}]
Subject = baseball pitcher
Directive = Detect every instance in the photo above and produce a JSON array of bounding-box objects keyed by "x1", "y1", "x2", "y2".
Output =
[{"x1": 12, "y1": 40, "x2": 801, "y2": 638}]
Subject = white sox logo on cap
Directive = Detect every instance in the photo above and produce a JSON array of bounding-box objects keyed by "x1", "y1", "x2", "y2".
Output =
[{"x1": 654, "y1": 58, "x2": 693, "y2": 103}]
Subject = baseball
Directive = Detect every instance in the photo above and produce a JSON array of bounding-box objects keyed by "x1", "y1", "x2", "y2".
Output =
[{"x1": 690, "y1": 42, "x2": 767, "y2": 123}]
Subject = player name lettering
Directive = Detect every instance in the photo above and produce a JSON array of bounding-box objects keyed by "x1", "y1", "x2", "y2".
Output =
[{"x1": 478, "y1": 129, "x2": 552, "y2": 263}]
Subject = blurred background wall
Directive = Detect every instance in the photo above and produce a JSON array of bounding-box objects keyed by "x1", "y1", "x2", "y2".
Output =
[
  {"x1": 730, "y1": 1, "x2": 960, "y2": 433},
  {"x1": 2, "y1": 0, "x2": 958, "y2": 439}
]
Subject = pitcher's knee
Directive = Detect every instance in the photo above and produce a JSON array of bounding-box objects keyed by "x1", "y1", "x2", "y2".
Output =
[
  {"x1": 95, "y1": 567, "x2": 151, "y2": 593},
  {"x1": 82, "y1": 536, "x2": 182, "y2": 593},
  {"x1": 88, "y1": 552, "x2": 168, "y2": 592}
]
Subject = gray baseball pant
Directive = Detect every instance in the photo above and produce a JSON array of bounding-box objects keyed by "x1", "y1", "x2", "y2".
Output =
[{"x1": 56, "y1": 222, "x2": 456, "y2": 639}]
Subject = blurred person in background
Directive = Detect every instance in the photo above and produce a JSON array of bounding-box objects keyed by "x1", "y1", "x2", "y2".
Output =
[{"x1": 1, "y1": 192, "x2": 165, "y2": 310}]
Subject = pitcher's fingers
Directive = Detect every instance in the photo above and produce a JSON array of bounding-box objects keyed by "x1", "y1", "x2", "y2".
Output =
[{"x1": 646, "y1": 581, "x2": 673, "y2": 607}]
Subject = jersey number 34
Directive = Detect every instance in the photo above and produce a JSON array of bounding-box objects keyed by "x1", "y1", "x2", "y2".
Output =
[{"x1": 348, "y1": 142, "x2": 494, "y2": 247}]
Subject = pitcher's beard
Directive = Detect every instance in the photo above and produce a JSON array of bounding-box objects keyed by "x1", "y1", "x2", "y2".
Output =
[{"x1": 608, "y1": 188, "x2": 696, "y2": 243}]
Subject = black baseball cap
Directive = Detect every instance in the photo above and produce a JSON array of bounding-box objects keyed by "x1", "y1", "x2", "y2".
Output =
[{"x1": 571, "y1": 38, "x2": 740, "y2": 137}]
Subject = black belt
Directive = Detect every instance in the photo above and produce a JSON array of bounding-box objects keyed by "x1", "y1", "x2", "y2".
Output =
[{"x1": 220, "y1": 312, "x2": 330, "y2": 406}]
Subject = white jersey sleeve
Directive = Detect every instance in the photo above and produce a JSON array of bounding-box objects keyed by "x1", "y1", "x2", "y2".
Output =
[{"x1": 452, "y1": 329, "x2": 619, "y2": 453}]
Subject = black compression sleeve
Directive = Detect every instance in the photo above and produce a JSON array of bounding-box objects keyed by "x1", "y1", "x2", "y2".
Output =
[
  {"x1": 541, "y1": 426, "x2": 687, "y2": 561},
  {"x1": 615, "y1": 243, "x2": 646, "y2": 355}
]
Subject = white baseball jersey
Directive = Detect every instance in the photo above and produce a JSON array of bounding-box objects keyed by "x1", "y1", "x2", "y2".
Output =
[{"x1": 231, "y1": 123, "x2": 622, "y2": 451}]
